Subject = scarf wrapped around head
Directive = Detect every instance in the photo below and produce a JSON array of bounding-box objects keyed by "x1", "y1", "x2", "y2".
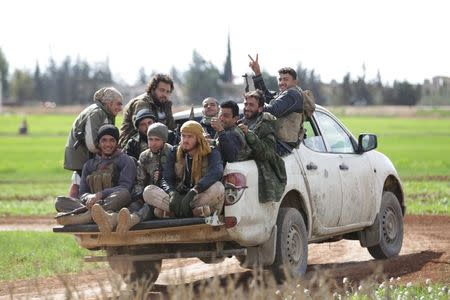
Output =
[{"x1": 177, "y1": 121, "x2": 211, "y2": 184}]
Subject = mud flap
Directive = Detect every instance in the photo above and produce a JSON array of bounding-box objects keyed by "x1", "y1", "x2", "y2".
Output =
[
  {"x1": 359, "y1": 214, "x2": 381, "y2": 247},
  {"x1": 244, "y1": 225, "x2": 277, "y2": 266}
]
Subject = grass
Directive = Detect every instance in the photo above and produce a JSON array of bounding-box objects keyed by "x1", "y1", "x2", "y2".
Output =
[
  {"x1": 0, "y1": 200, "x2": 55, "y2": 216},
  {"x1": 403, "y1": 181, "x2": 449, "y2": 215},
  {"x1": 0, "y1": 231, "x2": 104, "y2": 281}
]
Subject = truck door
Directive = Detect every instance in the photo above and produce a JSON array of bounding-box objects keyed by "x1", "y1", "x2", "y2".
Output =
[
  {"x1": 313, "y1": 111, "x2": 374, "y2": 226},
  {"x1": 299, "y1": 118, "x2": 343, "y2": 231}
]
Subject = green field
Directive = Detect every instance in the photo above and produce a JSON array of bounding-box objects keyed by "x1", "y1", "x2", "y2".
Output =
[
  {"x1": 0, "y1": 113, "x2": 449, "y2": 216},
  {"x1": 0, "y1": 231, "x2": 104, "y2": 281}
]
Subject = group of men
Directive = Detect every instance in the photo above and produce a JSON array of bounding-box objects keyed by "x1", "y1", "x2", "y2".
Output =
[{"x1": 55, "y1": 55, "x2": 305, "y2": 234}]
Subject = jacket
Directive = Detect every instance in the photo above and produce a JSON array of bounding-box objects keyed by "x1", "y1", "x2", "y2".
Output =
[
  {"x1": 64, "y1": 100, "x2": 115, "y2": 171},
  {"x1": 161, "y1": 146, "x2": 223, "y2": 194},
  {"x1": 119, "y1": 93, "x2": 175, "y2": 147},
  {"x1": 242, "y1": 112, "x2": 287, "y2": 203},
  {"x1": 79, "y1": 150, "x2": 137, "y2": 202}
]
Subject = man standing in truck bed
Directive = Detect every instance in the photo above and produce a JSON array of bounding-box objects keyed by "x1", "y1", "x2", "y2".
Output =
[
  {"x1": 248, "y1": 54, "x2": 304, "y2": 153},
  {"x1": 118, "y1": 74, "x2": 176, "y2": 147}
]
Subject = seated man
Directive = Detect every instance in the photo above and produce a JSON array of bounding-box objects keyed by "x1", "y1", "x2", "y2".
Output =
[
  {"x1": 200, "y1": 97, "x2": 219, "y2": 139},
  {"x1": 238, "y1": 90, "x2": 287, "y2": 203},
  {"x1": 115, "y1": 123, "x2": 173, "y2": 232},
  {"x1": 55, "y1": 125, "x2": 137, "y2": 233},
  {"x1": 123, "y1": 109, "x2": 156, "y2": 160},
  {"x1": 210, "y1": 100, "x2": 252, "y2": 164},
  {"x1": 145, "y1": 121, "x2": 224, "y2": 218}
]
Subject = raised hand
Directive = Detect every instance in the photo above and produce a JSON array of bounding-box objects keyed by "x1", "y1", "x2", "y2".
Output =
[{"x1": 248, "y1": 54, "x2": 261, "y2": 75}]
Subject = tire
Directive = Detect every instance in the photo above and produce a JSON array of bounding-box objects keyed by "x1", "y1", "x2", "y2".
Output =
[
  {"x1": 106, "y1": 247, "x2": 161, "y2": 285},
  {"x1": 368, "y1": 191, "x2": 404, "y2": 259},
  {"x1": 271, "y1": 208, "x2": 308, "y2": 282}
]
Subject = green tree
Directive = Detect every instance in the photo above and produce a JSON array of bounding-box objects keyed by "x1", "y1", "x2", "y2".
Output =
[
  {"x1": 10, "y1": 69, "x2": 34, "y2": 103},
  {"x1": 33, "y1": 63, "x2": 44, "y2": 101},
  {"x1": 138, "y1": 67, "x2": 147, "y2": 85},
  {"x1": 184, "y1": 50, "x2": 222, "y2": 104},
  {"x1": 0, "y1": 48, "x2": 9, "y2": 98}
]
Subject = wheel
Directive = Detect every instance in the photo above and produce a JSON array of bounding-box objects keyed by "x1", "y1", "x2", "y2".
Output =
[
  {"x1": 368, "y1": 191, "x2": 404, "y2": 259},
  {"x1": 271, "y1": 208, "x2": 308, "y2": 282},
  {"x1": 106, "y1": 247, "x2": 161, "y2": 285}
]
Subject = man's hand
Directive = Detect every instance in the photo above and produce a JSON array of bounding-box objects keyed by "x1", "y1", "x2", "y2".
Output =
[
  {"x1": 238, "y1": 123, "x2": 249, "y2": 134},
  {"x1": 153, "y1": 170, "x2": 161, "y2": 183},
  {"x1": 86, "y1": 192, "x2": 101, "y2": 209},
  {"x1": 210, "y1": 117, "x2": 224, "y2": 133},
  {"x1": 248, "y1": 54, "x2": 261, "y2": 76},
  {"x1": 181, "y1": 189, "x2": 197, "y2": 217}
]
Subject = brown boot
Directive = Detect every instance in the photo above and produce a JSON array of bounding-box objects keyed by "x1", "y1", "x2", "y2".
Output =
[
  {"x1": 116, "y1": 208, "x2": 141, "y2": 233},
  {"x1": 91, "y1": 204, "x2": 118, "y2": 233}
]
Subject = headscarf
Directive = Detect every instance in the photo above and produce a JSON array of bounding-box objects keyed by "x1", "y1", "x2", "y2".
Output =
[{"x1": 177, "y1": 121, "x2": 211, "y2": 184}]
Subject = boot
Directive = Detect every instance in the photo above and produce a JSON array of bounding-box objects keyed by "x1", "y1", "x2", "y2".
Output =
[
  {"x1": 116, "y1": 208, "x2": 141, "y2": 233},
  {"x1": 56, "y1": 211, "x2": 92, "y2": 226},
  {"x1": 91, "y1": 204, "x2": 118, "y2": 233}
]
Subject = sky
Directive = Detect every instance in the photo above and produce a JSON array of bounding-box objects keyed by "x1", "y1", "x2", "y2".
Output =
[{"x1": 1, "y1": 0, "x2": 448, "y2": 85}]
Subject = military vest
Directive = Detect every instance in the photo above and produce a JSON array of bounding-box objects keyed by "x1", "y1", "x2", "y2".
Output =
[
  {"x1": 272, "y1": 87, "x2": 303, "y2": 144},
  {"x1": 85, "y1": 159, "x2": 119, "y2": 193}
]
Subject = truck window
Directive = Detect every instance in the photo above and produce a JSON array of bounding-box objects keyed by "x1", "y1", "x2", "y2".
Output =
[{"x1": 303, "y1": 118, "x2": 326, "y2": 152}]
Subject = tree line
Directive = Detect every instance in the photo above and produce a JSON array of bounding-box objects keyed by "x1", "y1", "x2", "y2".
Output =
[{"x1": 0, "y1": 47, "x2": 423, "y2": 106}]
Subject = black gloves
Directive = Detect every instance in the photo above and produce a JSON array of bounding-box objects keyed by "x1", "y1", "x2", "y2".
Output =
[{"x1": 169, "y1": 189, "x2": 197, "y2": 217}]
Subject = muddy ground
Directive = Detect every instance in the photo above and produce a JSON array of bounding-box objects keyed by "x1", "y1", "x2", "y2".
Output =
[{"x1": 0, "y1": 214, "x2": 448, "y2": 299}]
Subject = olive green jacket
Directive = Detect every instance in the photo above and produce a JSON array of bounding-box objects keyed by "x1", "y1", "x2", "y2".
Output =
[{"x1": 243, "y1": 112, "x2": 287, "y2": 203}]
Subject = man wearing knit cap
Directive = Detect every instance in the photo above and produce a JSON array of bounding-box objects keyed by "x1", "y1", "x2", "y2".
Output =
[
  {"x1": 200, "y1": 97, "x2": 219, "y2": 139},
  {"x1": 119, "y1": 74, "x2": 176, "y2": 148},
  {"x1": 123, "y1": 109, "x2": 156, "y2": 160},
  {"x1": 64, "y1": 87, "x2": 123, "y2": 198},
  {"x1": 55, "y1": 124, "x2": 137, "y2": 233},
  {"x1": 115, "y1": 123, "x2": 174, "y2": 232},
  {"x1": 144, "y1": 120, "x2": 224, "y2": 218}
]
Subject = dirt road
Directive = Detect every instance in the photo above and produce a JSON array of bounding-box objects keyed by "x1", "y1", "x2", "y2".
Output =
[{"x1": 0, "y1": 215, "x2": 448, "y2": 298}]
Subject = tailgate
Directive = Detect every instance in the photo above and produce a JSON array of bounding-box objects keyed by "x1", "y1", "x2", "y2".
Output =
[{"x1": 53, "y1": 216, "x2": 231, "y2": 249}]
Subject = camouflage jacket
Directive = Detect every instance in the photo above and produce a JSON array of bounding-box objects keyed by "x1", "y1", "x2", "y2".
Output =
[
  {"x1": 132, "y1": 143, "x2": 173, "y2": 201},
  {"x1": 123, "y1": 132, "x2": 148, "y2": 161},
  {"x1": 119, "y1": 93, "x2": 175, "y2": 147},
  {"x1": 242, "y1": 112, "x2": 287, "y2": 203},
  {"x1": 64, "y1": 100, "x2": 115, "y2": 171}
]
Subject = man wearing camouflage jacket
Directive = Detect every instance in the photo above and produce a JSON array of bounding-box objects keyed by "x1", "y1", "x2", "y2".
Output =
[
  {"x1": 115, "y1": 123, "x2": 173, "y2": 232},
  {"x1": 119, "y1": 74, "x2": 176, "y2": 147}
]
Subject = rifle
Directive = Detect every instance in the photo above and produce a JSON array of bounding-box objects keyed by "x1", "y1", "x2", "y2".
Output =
[{"x1": 242, "y1": 74, "x2": 249, "y2": 93}]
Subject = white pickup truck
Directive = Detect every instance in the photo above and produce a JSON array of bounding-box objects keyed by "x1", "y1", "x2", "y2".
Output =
[{"x1": 54, "y1": 105, "x2": 405, "y2": 284}]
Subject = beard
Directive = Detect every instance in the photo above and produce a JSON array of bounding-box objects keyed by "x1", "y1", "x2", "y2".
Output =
[{"x1": 244, "y1": 109, "x2": 259, "y2": 120}]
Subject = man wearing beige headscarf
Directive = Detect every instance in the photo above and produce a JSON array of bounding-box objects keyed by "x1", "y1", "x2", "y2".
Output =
[
  {"x1": 144, "y1": 120, "x2": 224, "y2": 218},
  {"x1": 64, "y1": 87, "x2": 123, "y2": 198}
]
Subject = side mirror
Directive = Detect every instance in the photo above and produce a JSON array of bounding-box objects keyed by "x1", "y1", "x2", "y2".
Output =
[{"x1": 358, "y1": 134, "x2": 377, "y2": 153}]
